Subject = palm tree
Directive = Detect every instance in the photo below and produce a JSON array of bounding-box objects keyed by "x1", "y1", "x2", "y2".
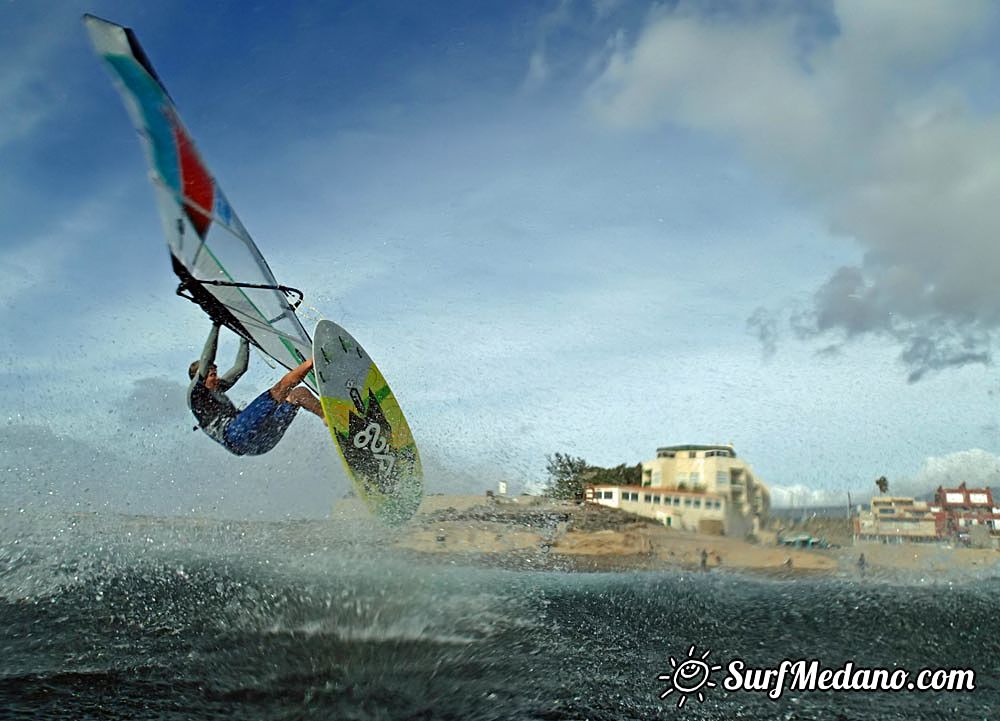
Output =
[{"x1": 875, "y1": 476, "x2": 889, "y2": 495}]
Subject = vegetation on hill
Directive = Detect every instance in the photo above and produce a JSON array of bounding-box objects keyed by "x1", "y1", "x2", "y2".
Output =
[{"x1": 543, "y1": 452, "x2": 642, "y2": 499}]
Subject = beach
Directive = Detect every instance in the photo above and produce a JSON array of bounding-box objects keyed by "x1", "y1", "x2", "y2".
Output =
[{"x1": 351, "y1": 494, "x2": 1000, "y2": 580}]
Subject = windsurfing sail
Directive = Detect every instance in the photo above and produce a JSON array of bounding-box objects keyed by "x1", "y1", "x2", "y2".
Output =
[{"x1": 83, "y1": 14, "x2": 317, "y2": 391}]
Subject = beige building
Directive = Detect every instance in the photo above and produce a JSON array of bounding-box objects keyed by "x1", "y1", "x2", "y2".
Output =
[
  {"x1": 585, "y1": 444, "x2": 770, "y2": 536},
  {"x1": 855, "y1": 496, "x2": 940, "y2": 543}
]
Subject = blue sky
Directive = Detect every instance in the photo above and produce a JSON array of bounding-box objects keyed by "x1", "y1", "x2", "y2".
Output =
[{"x1": 5, "y1": 0, "x2": 1000, "y2": 518}]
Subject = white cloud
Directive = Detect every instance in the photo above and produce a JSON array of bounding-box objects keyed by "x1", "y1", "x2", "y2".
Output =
[
  {"x1": 911, "y1": 448, "x2": 1000, "y2": 491},
  {"x1": 585, "y1": 0, "x2": 1000, "y2": 381},
  {"x1": 769, "y1": 483, "x2": 848, "y2": 509},
  {"x1": 524, "y1": 49, "x2": 551, "y2": 90},
  {"x1": 592, "y1": 0, "x2": 622, "y2": 21},
  {"x1": 832, "y1": 0, "x2": 990, "y2": 68},
  {"x1": 0, "y1": 11, "x2": 78, "y2": 151},
  {"x1": 588, "y1": 13, "x2": 826, "y2": 145},
  {"x1": 522, "y1": 0, "x2": 575, "y2": 91},
  {"x1": 822, "y1": 448, "x2": 1000, "y2": 501}
]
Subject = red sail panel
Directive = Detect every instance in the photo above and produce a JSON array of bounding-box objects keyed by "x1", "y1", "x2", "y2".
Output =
[{"x1": 170, "y1": 111, "x2": 214, "y2": 238}]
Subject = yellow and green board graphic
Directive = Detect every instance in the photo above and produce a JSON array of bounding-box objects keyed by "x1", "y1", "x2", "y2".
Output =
[{"x1": 313, "y1": 320, "x2": 422, "y2": 524}]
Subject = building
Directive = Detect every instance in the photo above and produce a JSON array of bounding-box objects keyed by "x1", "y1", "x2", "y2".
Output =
[
  {"x1": 853, "y1": 484, "x2": 1000, "y2": 545},
  {"x1": 855, "y1": 496, "x2": 940, "y2": 543},
  {"x1": 934, "y1": 483, "x2": 1000, "y2": 537},
  {"x1": 584, "y1": 444, "x2": 770, "y2": 536}
]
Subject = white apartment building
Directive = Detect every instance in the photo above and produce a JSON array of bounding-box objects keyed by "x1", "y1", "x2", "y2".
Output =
[{"x1": 585, "y1": 444, "x2": 770, "y2": 536}]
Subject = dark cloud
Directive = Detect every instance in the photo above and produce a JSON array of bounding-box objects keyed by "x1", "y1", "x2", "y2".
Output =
[
  {"x1": 811, "y1": 266, "x2": 890, "y2": 336},
  {"x1": 746, "y1": 306, "x2": 778, "y2": 359},
  {"x1": 113, "y1": 376, "x2": 190, "y2": 428},
  {"x1": 899, "y1": 328, "x2": 991, "y2": 383},
  {"x1": 788, "y1": 266, "x2": 993, "y2": 380}
]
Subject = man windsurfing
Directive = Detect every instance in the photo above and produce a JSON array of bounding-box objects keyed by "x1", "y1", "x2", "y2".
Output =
[{"x1": 188, "y1": 323, "x2": 325, "y2": 455}]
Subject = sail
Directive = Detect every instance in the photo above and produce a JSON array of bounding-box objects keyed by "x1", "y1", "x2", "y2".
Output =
[{"x1": 84, "y1": 14, "x2": 317, "y2": 391}]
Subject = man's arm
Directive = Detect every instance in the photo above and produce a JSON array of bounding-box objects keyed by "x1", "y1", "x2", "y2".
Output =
[
  {"x1": 194, "y1": 323, "x2": 221, "y2": 380},
  {"x1": 218, "y1": 337, "x2": 250, "y2": 390},
  {"x1": 188, "y1": 323, "x2": 221, "y2": 404}
]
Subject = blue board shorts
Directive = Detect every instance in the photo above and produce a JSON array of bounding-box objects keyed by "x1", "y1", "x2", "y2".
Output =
[{"x1": 223, "y1": 390, "x2": 300, "y2": 456}]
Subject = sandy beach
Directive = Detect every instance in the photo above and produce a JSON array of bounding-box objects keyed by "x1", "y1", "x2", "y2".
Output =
[{"x1": 334, "y1": 494, "x2": 1000, "y2": 580}]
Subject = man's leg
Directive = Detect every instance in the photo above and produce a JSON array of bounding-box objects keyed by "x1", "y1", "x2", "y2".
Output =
[
  {"x1": 269, "y1": 359, "x2": 313, "y2": 404},
  {"x1": 287, "y1": 386, "x2": 326, "y2": 422}
]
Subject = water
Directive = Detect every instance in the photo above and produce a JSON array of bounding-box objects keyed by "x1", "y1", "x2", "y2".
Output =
[{"x1": 1, "y1": 512, "x2": 997, "y2": 720}]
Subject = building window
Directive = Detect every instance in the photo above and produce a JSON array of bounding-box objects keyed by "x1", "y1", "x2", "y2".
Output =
[
  {"x1": 690, "y1": 472, "x2": 701, "y2": 485},
  {"x1": 689, "y1": 451, "x2": 697, "y2": 458},
  {"x1": 693, "y1": 499, "x2": 701, "y2": 508},
  {"x1": 653, "y1": 495, "x2": 661, "y2": 504},
  {"x1": 644, "y1": 494, "x2": 652, "y2": 503},
  {"x1": 673, "y1": 497, "x2": 681, "y2": 506},
  {"x1": 716, "y1": 471, "x2": 728, "y2": 485},
  {"x1": 684, "y1": 498, "x2": 692, "y2": 507}
]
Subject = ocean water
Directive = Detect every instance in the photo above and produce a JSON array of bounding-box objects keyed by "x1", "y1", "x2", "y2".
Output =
[{"x1": 1, "y1": 512, "x2": 997, "y2": 720}]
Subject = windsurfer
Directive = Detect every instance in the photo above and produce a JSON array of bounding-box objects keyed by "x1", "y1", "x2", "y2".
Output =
[{"x1": 187, "y1": 322, "x2": 325, "y2": 455}]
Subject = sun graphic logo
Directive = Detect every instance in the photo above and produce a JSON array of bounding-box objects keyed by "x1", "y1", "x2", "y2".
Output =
[{"x1": 657, "y1": 645, "x2": 723, "y2": 709}]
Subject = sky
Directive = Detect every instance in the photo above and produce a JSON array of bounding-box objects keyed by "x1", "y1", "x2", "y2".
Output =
[{"x1": 4, "y1": 0, "x2": 1000, "y2": 518}]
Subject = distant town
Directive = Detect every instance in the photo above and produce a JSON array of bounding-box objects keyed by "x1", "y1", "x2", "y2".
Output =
[{"x1": 581, "y1": 443, "x2": 1000, "y2": 549}]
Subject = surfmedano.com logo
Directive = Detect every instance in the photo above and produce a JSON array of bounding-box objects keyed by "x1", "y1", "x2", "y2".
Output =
[
  {"x1": 656, "y1": 645, "x2": 976, "y2": 709},
  {"x1": 657, "y1": 645, "x2": 723, "y2": 708}
]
